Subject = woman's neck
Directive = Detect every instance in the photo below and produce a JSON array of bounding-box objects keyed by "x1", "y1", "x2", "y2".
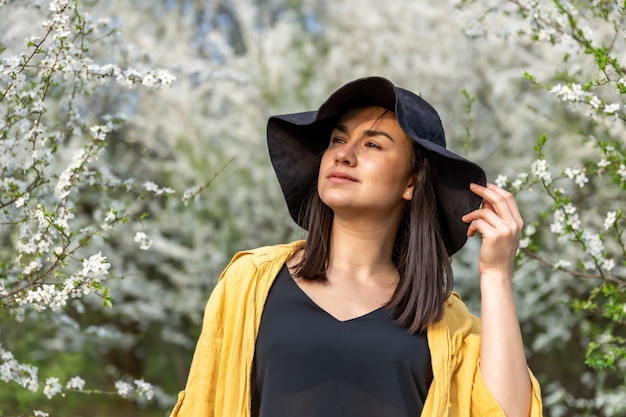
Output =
[{"x1": 326, "y1": 217, "x2": 400, "y2": 285}]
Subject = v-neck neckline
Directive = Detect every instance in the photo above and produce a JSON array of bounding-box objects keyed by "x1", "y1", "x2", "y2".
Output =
[{"x1": 282, "y1": 264, "x2": 387, "y2": 323}]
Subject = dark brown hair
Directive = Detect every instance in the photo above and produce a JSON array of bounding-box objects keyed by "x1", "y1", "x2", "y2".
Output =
[{"x1": 294, "y1": 140, "x2": 453, "y2": 334}]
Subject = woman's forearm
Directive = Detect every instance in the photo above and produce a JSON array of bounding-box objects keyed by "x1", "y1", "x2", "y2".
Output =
[{"x1": 479, "y1": 271, "x2": 532, "y2": 417}]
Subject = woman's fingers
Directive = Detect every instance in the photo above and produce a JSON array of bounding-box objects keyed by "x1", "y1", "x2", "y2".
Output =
[
  {"x1": 463, "y1": 183, "x2": 523, "y2": 233},
  {"x1": 463, "y1": 183, "x2": 524, "y2": 275}
]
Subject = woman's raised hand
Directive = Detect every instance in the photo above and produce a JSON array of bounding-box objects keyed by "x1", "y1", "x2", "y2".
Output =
[{"x1": 462, "y1": 183, "x2": 523, "y2": 280}]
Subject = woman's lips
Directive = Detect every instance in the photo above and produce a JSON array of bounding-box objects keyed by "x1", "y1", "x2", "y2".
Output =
[{"x1": 327, "y1": 171, "x2": 358, "y2": 183}]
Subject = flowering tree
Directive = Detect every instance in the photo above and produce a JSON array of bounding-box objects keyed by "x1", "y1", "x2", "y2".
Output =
[
  {"x1": 455, "y1": 1, "x2": 626, "y2": 415},
  {"x1": 0, "y1": 0, "x2": 179, "y2": 414},
  {"x1": 1, "y1": 0, "x2": 625, "y2": 416},
  {"x1": 1, "y1": 1, "x2": 309, "y2": 415}
]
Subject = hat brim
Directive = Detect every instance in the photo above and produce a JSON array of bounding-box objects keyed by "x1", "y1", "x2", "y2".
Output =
[{"x1": 267, "y1": 77, "x2": 486, "y2": 255}]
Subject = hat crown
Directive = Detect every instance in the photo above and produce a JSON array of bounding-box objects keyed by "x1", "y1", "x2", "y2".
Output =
[
  {"x1": 394, "y1": 87, "x2": 446, "y2": 148},
  {"x1": 315, "y1": 77, "x2": 447, "y2": 149}
]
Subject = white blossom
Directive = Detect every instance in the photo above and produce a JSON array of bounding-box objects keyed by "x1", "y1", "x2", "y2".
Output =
[
  {"x1": 89, "y1": 125, "x2": 108, "y2": 141},
  {"x1": 142, "y1": 73, "x2": 158, "y2": 88},
  {"x1": 115, "y1": 380, "x2": 133, "y2": 397},
  {"x1": 531, "y1": 159, "x2": 553, "y2": 184},
  {"x1": 37, "y1": 238, "x2": 51, "y2": 254},
  {"x1": 134, "y1": 379, "x2": 155, "y2": 400},
  {"x1": 134, "y1": 232, "x2": 153, "y2": 250},
  {"x1": 494, "y1": 174, "x2": 508, "y2": 188},
  {"x1": 604, "y1": 103, "x2": 621, "y2": 114},
  {"x1": 23, "y1": 285, "x2": 56, "y2": 310},
  {"x1": 519, "y1": 237, "x2": 531, "y2": 249},
  {"x1": 519, "y1": 224, "x2": 536, "y2": 249},
  {"x1": 17, "y1": 240, "x2": 38, "y2": 255},
  {"x1": 101, "y1": 209, "x2": 117, "y2": 231},
  {"x1": 54, "y1": 208, "x2": 74, "y2": 232},
  {"x1": 33, "y1": 411, "x2": 49, "y2": 417},
  {"x1": 143, "y1": 181, "x2": 175, "y2": 196},
  {"x1": 551, "y1": 209, "x2": 566, "y2": 235},
  {"x1": 80, "y1": 252, "x2": 111, "y2": 281},
  {"x1": 23, "y1": 260, "x2": 42, "y2": 275},
  {"x1": 604, "y1": 211, "x2": 617, "y2": 230},
  {"x1": 511, "y1": 172, "x2": 528, "y2": 190},
  {"x1": 0, "y1": 345, "x2": 39, "y2": 392},
  {"x1": 588, "y1": 95, "x2": 601, "y2": 109},
  {"x1": 617, "y1": 164, "x2": 626, "y2": 182},
  {"x1": 583, "y1": 260, "x2": 596, "y2": 271},
  {"x1": 550, "y1": 83, "x2": 588, "y2": 102},
  {"x1": 567, "y1": 213, "x2": 581, "y2": 231},
  {"x1": 582, "y1": 230, "x2": 604, "y2": 259},
  {"x1": 43, "y1": 377, "x2": 63, "y2": 399},
  {"x1": 563, "y1": 203, "x2": 576, "y2": 215},
  {"x1": 55, "y1": 148, "x2": 88, "y2": 199},
  {"x1": 143, "y1": 182, "x2": 159, "y2": 193},
  {"x1": 601, "y1": 258, "x2": 615, "y2": 271},
  {"x1": 65, "y1": 376, "x2": 85, "y2": 391},
  {"x1": 564, "y1": 168, "x2": 588, "y2": 188},
  {"x1": 15, "y1": 193, "x2": 29, "y2": 207},
  {"x1": 49, "y1": 0, "x2": 70, "y2": 13},
  {"x1": 104, "y1": 209, "x2": 116, "y2": 223},
  {"x1": 553, "y1": 260, "x2": 572, "y2": 270},
  {"x1": 182, "y1": 186, "x2": 200, "y2": 204}
]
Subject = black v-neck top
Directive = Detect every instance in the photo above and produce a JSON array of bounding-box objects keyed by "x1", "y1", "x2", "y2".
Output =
[{"x1": 251, "y1": 264, "x2": 433, "y2": 417}]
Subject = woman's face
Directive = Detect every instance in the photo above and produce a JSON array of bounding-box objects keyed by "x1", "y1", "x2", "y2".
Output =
[{"x1": 317, "y1": 106, "x2": 415, "y2": 222}]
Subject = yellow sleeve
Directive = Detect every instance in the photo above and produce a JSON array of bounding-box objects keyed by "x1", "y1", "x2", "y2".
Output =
[
  {"x1": 169, "y1": 250, "x2": 259, "y2": 417},
  {"x1": 169, "y1": 275, "x2": 227, "y2": 417},
  {"x1": 438, "y1": 295, "x2": 544, "y2": 416},
  {"x1": 464, "y1": 313, "x2": 544, "y2": 416},
  {"x1": 470, "y1": 362, "x2": 543, "y2": 416}
]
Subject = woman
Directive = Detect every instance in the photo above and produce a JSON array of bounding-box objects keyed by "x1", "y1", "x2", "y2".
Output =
[{"x1": 171, "y1": 77, "x2": 543, "y2": 417}]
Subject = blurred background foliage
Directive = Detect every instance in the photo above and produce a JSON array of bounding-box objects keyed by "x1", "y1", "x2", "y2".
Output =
[{"x1": 1, "y1": 0, "x2": 624, "y2": 416}]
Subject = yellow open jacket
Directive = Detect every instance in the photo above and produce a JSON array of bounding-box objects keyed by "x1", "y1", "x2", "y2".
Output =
[{"x1": 170, "y1": 241, "x2": 543, "y2": 416}]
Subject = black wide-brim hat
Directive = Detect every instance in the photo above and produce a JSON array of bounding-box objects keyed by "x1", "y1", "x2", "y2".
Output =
[{"x1": 267, "y1": 76, "x2": 486, "y2": 255}]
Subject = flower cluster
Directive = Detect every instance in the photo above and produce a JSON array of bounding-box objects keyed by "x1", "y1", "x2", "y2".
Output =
[
  {"x1": 564, "y1": 168, "x2": 588, "y2": 188},
  {"x1": 14, "y1": 252, "x2": 110, "y2": 312},
  {"x1": 143, "y1": 181, "x2": 175, "y2": 197},
  {"x1": 115, "y1": 379, "x2": 155, "y2": 401},
  {"x1": 65, "y1": 376, "x2": 86, "y2": 391},
  {"x1": 134, "y1": 232, "x2": 153, "y2": 251},
  {"x1": 43, "y1": 377, "x2": 63, "y2": 400},
  {"x1": 0, "y1": 345, "x2": 39, "y2": 392},
  {"x1": 530, "y1": 158, "x2": 553, "y2": 185},
  {"x1": 550, "y1": 83, "x2": 623, "y2": 118},
  {"x1": 55, "y1": 147, "x2": 95, "y2": 200},
  {"x1": 87, "y1": 65, "x2": 176, "y2": 89}
]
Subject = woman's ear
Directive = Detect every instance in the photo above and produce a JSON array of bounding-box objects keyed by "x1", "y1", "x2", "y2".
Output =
[{"x1": 402, "y1": 176, "x2": 416, "y2": 201}]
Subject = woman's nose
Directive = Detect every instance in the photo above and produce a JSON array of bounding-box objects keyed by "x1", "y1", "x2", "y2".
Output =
[{"x1": 334, "y1": 141, "x2": 357, "y2": 166}]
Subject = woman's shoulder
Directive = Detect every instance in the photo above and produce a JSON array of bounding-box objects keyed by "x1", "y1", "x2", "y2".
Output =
[
  {"x1": 227, "y1": 240, "x2": 305, "y2": 267},
  {"x1": 445, "y1": 292, "x2": 471, "y2": 312},
  {"x1": 217, "y1": 240, "x2": 305, "y2": 285},
  {"x1": 439, "y1": 292, "x2": 481, "y2": 334}
]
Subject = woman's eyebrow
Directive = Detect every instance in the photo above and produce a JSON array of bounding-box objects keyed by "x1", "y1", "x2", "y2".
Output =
[
  {"x1": 332, "y1": 124, "x2": 395, "y2": 142},
  {"x1": 363, "y1": 129, "x2": 395, "y2": 142},
  {"x1": 333, "y1": 123, "x2": 349, "y2": 133}
]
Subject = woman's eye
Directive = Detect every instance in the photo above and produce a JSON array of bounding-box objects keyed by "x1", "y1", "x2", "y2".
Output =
[
  {"x1": 365, "y1": 141, "x2": 381, "y2": 149},
  {"x1": 330, "y1": 137, "x2": 345, "y2": 144}
]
